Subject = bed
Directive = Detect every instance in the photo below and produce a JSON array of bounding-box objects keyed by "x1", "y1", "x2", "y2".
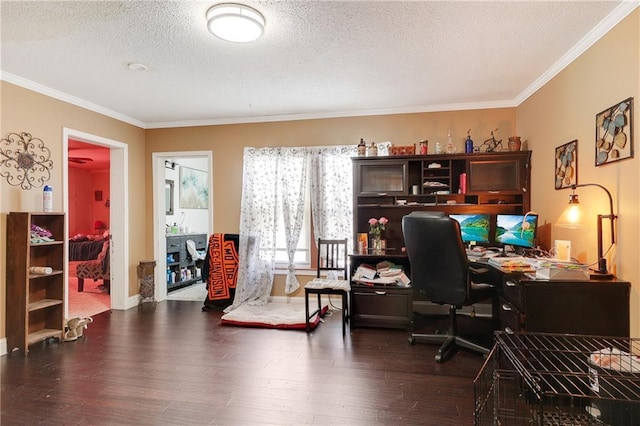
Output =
[{"x1": 69, "y1": 239, "x2": 107, "y2": 261}]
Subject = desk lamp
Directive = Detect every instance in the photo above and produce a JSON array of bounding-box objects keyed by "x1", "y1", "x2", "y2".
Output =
[{"x1": 555, "y1": 183, "x2": 617, "y2": 278}]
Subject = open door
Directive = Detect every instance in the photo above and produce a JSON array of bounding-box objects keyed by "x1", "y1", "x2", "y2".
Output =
[{"x1": 67, "y1": 140, "x2": 111, "y2": 318}]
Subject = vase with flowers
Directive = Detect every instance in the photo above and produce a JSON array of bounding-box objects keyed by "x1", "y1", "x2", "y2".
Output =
[{"x1": 368, "y1": 216, "x2": 388, "y2": 254}]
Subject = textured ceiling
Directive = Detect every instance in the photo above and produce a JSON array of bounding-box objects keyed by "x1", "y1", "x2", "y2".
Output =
[{"x1": 1, "y1": 1, "x2": 637, "y2": 129}]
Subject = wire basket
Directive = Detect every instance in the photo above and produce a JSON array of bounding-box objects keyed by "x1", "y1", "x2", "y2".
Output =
[{"x1": 137, "y1": 260, "x2": 157, "y2": 303}]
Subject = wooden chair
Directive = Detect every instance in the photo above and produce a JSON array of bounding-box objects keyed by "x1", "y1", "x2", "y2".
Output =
[
  {"x1": 304, "y1": 238, "x2": 350, "y2": 336},
  {"x1": 76, "y1": 239, "x2": 111, "y2": 293}
]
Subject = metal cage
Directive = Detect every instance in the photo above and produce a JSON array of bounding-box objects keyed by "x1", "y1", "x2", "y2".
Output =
[{"x1": 474, "y1": 332, "x2": 640, "y2": 425}]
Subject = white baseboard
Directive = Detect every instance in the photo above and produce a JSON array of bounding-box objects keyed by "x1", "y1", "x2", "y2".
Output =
[
  {"x1": 125, "y1": 295, "x2": 141, "y2": 310},
  {"x1": 0, "y1": 338, "x2": 6, "y2": 356}
]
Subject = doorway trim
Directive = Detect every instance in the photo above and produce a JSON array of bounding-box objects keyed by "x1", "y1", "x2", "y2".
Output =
[
  {"x1": 62, "y1": 128, "x2": 130, "y2": 312},
  {"x1": 152, "y1": 151, "x2": 213, "y2": 302}
]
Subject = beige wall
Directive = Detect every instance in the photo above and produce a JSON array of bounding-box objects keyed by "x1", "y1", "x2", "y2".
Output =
[
  {"x1": 0, "y1": 81, "x2": 147, "y2": 340},
  {"x1": 518, "y1": 10, "x2": 640, "y2": 336},
  {"x1": 146, "y1": 110, "x2": 516, "y2": 296}
]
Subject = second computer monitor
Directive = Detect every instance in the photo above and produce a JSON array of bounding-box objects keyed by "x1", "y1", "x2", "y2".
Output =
[
  {"x1": 450, "y1": 214, "x2": 490, "y2": 244},
  {"x1": 494, "y1": 213, "x2": 538, "y2": 248}
]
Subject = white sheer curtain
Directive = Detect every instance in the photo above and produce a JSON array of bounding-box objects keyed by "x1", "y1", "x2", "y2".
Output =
[
  {"x1": 225, "y1": 147, "x2": 279, "y2": 312},
  {"x1": 279, "y1": 148, "x2": 308, "y2": 294},
  {"x1": 226, "y1": 145, "x2": 355, "y2": 312},
  {"x1": 310, "y1": 145, "x2": 356, "y2": 247}
]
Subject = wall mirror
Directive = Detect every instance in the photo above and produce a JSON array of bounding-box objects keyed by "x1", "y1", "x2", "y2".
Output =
[{"x1": 165, "y1": 180, "x2": 174, "y2": 215}]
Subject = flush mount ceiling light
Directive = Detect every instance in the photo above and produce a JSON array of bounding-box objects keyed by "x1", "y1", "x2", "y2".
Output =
[
  {"x1": 125, "y1": 62, "x2": 148, "y2": 71},
  {"x1": 206, "y1": 3, "x2": 265, "y2": 43}
]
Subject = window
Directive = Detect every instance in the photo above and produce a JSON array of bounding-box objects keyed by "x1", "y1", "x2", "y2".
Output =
[
  {"x1": 238, "y1": 145, "x2": 354, "y2": 296},
  {"x1": 275, "y1": 180, "x2": 312, "y2": 266}
]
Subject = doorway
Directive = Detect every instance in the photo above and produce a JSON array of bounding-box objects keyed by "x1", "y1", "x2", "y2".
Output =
[
  {"x1": 63, "y1": 128, "x2": 129, "y2": 317},
  {"x1": 152, "y1": 151, "x2": 213, "y2": 302},
  {"x1": 67, "y1": 139, "x2": 111, "y2": 318}
]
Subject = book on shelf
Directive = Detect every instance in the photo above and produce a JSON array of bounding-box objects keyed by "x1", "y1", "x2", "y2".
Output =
[
  {"x1": 377, "y1": 265, "x2": 403, "y2": 277},
  {"x1": 353, "y1": 272, "x2": 411, "y2": 287},
  {"x1": 353, "y1": 264, "x2": 376, "y2": 280},
  {"x1": 352, "y1": 263, "x2": 411, "y2": 287}
]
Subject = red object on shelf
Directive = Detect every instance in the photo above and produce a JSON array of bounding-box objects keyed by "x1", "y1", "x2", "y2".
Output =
[{"x1": 460, "y1": 172, "x2": 467, "y2": 194}]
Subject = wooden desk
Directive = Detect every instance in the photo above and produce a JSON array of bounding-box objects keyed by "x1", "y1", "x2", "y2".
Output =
[
  {"x1": 348, "y1": 252, "x2": 631, "y2": 337},
  {"x1": 495, "y1": 269, "x2": 630, "y2": 337}
]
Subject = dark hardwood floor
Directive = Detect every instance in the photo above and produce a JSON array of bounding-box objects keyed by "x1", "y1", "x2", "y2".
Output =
[{"x1": 1, "y1": 301, "x2": 492, "y2": 425}]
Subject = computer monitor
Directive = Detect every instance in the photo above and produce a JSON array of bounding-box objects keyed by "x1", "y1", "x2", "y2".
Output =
[
  {"x1": 494, "y1": 213, "x2": 538, "y2": 248},
  {"x1": 450, "y1": 214, "x2": 490, "y2": 244}
]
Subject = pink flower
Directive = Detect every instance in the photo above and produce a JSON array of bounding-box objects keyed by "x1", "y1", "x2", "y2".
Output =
[{"x1": 368, "y1": 217, "x2": 388, "y2": 237}]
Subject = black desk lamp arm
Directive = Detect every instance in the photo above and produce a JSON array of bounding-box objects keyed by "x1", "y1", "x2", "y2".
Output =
[{"x1": 571, "y1": 183, "x2": 617, "y2": 274}]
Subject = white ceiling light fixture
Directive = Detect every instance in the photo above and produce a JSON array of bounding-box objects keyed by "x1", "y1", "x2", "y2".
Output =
[
  {"x1": 126, "y1": 62, "x2": 148, "y2": 71},
  {"x1": 206, "y1": 3, "x2": 265, "y2": 43}
]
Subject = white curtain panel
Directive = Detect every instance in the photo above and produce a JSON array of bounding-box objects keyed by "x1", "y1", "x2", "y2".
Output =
[
  {"x1": 225, "y1": 147, "x2": 280, "y2": 312},
  {"x1": 310, "y1": 145, "x2": 355, "y2": 247},
  {"x1": 279, "y1": 148, "x2": 308, "y2": 294}
]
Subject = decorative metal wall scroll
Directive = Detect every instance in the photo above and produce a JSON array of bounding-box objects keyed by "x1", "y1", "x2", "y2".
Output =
[{"x1": 0, "y1": 132, "x2": 53, "y2": 189}]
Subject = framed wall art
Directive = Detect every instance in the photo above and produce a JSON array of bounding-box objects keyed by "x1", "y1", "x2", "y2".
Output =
[
  {"x1": 595, "y1": 97, "x2": 634, "y2": 166},
  {"x1": 555, "y1": 140, "x2": 578, "y2": 189},
  {"x1": 179, "y1": 166, "x2": 209, "y2": 209}
]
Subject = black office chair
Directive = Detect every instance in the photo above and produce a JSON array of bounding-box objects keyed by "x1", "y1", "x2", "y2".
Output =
[{"x1": 402, "y1": 213, "x2": 496, "y2": 362}]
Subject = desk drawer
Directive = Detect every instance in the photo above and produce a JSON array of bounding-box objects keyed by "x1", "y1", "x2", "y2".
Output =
[
  {"x1": 166, "y1": 237, "x2": 181, "y2": 252},
  {"x1": 502, "y1": 278, "x2": 523, "y2": 311},
  {"x1": 189, "y1": 234, "x2": 208, "y2": 249},
  {"x1": 351, "y1": 286, "x2": 412, "y2": 329},
  {"x1": 498, "y1": 297, "x2": 522, "y2": 333}
]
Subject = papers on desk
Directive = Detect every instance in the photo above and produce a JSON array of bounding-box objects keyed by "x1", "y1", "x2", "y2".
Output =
[
  {"x1": 466, "y1": 248, "x2": 502, "y2": 260},
  {"x1": 487, "y1": 256, "x2": 536, "y2": 272},
  {"x1": 353, "y1": 264, "x2": 411, "y2": 287},
  {"x1": 530, "y1": 259, "x2": 590, "y2": 280},
  {"x1": 487, "y1": 256, "x2": 590, "y2": 279}
]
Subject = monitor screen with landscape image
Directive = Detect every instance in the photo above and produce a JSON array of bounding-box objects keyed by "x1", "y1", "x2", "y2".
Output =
[
  {"x1": 450, "y1": 214, "x2": 490, "y2": 244},
  {"x1": 494, "y1": 213, "x2": 538, "y2": 248}
]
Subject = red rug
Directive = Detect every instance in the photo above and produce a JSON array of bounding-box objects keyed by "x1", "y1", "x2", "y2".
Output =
[{"x1": 221, "y1": 303, "x2": 328, "y2": 330}]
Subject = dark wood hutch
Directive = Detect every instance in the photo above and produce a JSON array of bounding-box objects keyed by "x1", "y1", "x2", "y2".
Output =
[{"x1": 351, "y1": 150, "x2": 532, "y2": 252}]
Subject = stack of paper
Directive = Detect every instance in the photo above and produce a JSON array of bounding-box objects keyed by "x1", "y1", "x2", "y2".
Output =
[
  {"x1": 352, "y1": 263, "x2": 411, "y2": 286},
  {"x1": 487, "y1": 256, "x2": 535, "y2": 272},
  {"x1": 378, "y1": 265, "x2": 404, "y2": 277},
  {"x1": 532, "y1": 259, "x2": 589, "y2": 280},
  {"x1": 353, "y1": 264, "x2": 376, "y2": 280}
]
